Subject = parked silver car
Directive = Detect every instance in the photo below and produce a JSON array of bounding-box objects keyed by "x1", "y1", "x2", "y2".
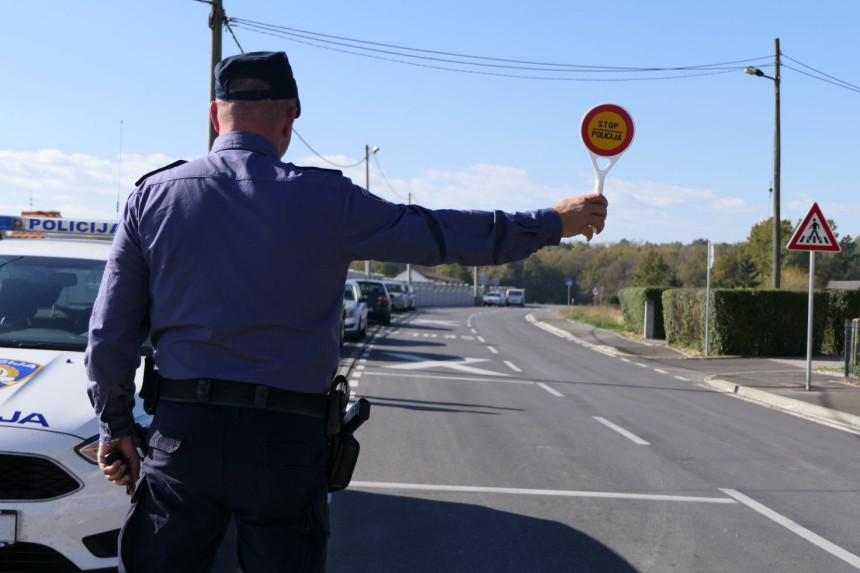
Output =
[{"x1": 344, "y1": 280, "x2": 369, "y2": 340}]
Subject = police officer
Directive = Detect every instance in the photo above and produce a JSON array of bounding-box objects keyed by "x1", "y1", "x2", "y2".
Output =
[{"x1": 86, "y1": 51, "x2": 608, "y2": 572}]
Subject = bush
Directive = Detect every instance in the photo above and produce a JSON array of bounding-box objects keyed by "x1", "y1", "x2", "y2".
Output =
[{"x1": 662, "y1": 288, "x2": 860, "y2": 356}]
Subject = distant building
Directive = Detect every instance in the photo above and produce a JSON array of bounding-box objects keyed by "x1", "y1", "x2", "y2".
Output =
[{"x1": 826, "y1": 280, "x2": 860, "y2": 290}]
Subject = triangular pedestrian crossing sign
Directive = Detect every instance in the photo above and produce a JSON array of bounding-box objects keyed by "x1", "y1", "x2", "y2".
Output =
[{"x1": 786, "y1": 203, "x2": 840, "y2": 252}]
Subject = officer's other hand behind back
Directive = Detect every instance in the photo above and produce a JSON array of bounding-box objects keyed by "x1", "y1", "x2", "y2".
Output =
[
  {"x1": 554, "y1": 193, "x2": 608, "y2": 240},
  {"x1": 98, "y1": 436, "x2": 140, "y2": 496}
]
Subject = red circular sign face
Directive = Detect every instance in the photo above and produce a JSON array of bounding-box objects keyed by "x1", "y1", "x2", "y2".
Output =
[{"x1": 580, "y1": 104, "x2": 635, "y2": 157}]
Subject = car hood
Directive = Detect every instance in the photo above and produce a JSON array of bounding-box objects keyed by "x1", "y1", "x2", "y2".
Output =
[{"x1": 0, "y1": 348, "x2": 142, "y2": 439}]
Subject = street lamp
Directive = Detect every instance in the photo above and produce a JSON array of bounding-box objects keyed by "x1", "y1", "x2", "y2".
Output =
[
  {"x1": 364, "y1": 145, "x2": 379, "y2": 278},
  {"x1": 744, "y1": 37, "x2": 781, "y2": 288}
]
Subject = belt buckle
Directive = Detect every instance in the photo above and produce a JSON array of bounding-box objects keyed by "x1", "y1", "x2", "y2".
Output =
[
  {"x1": 254, "y1": 384, "x2": 269, "y2": 408},
  {"x1": 196, "y1": 379, "x2": 211, "y2": 403}
]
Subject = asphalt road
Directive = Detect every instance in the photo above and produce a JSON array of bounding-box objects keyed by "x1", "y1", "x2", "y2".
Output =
[{"x1": 217, "y1": 306, "x2": 860, "y2": 572}]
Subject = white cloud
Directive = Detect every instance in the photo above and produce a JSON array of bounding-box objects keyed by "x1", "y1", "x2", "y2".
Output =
[
  {"x1": 0, "y1": 150, "x2": 179, "y2": 219},
  {"x1": 0, "y1": 149, "x2": 770, "y2": 245}
]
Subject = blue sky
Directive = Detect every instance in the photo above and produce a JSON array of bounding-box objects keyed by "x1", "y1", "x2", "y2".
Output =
[{"x1": 1, "y1": 1, "x2": 858, "y2": 246}]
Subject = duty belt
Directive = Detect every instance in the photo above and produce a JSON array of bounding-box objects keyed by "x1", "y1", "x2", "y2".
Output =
[{"x1": 157, "y1": 377, "x2": 329, "y2": 420}]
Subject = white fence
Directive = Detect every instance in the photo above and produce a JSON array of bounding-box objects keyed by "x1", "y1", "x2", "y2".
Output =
[
  {"x1": 346, "y1": 270, "x2": 477, "y2": 307},
  {"x1": 412, "y1": 281, "x2": 476, "y2": 307}
]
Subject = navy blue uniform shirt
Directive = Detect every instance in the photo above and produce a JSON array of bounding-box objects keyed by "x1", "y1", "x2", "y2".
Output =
[{"x1": 86, "y1": 131, "x2": 562, "y2": 441}]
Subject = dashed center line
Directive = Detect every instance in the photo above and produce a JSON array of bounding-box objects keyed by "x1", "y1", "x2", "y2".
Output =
[
  {"x1": 537, "y1": 382, "x2": 564, "y2": 397},
  {"x1": 503, "y1": 360, "x2": 522, "y2": 373},
  {"x1": 593, "y1": 416, "x2": 650, "y2": 445}
]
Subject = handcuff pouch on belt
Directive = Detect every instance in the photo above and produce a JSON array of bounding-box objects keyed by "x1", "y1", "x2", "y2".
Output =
[{"x1": 326, "y1": 375, "x2": 371, "y2": 493}]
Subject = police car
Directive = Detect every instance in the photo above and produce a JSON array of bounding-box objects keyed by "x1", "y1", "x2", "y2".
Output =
[{"x1": 0, "y1": 215, "x2": 149, "y2": 572}]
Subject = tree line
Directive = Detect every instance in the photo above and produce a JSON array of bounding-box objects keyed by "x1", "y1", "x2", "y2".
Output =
[{"x1": 355, "y1": 217, "x2": 860, "y2": 305}]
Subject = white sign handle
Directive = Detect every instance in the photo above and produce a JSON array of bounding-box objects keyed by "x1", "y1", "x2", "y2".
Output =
[{"x1": 588, "y1": 152, "x2": 622, "y2": 195}]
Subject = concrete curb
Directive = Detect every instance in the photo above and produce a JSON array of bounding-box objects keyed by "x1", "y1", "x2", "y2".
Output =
[
  {"x1": 703, "y1": 375, "x2": 860, "y2": 433},
  {"x1": 525, "y1": 313, "x2": 622, "y2": 357}
]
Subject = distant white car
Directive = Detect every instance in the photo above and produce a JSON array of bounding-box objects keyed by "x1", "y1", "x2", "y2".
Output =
[
  {"x1": 505, "y1": 288, "x2": 525, "y2": 307},
  {"x1": 483, "y1": 290, "x2": 506, "y2": 306},
  {"x1": 0, "y1": 215, "x2": 150, "y2": 572},
  {"x1": 343, "y1": 280, "x2": 368, "y2": 340}
]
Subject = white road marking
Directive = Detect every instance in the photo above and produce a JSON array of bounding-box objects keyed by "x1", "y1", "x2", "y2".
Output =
[
  {"x1": 635, "y1": 362, "x2": 648, "y2": 368},
  {"x1": 487, "y1": 346, "x2": 498, "y2": 354},
  {"x1": 654, "y1": 368, "x2": 668, "y2": 374},
  {"x1": 471, "y1": 328, "x2": 478, "y2": 335},
  {"x1": 382, "y1": 351, "x2": 510, "y2": 377},
  {"x1": 351, "y1": 481, "x2": 736, "y2": 504},
  {"x1": 504, "y1": 360, "x2": 522, "y2": 373},
  {"x1": 674, "y1": 375, "x2": 688, "y2": 381},
  {"x1": 620, "y1": 358, "x2": 631, "y2": 363},
  {"x1": 366, "y1": 371, "x2": 532, "y2": 385},
  {"x1": 721, "y1": 489, "x2": 860, "y2": 569},
  {"x1": 412, "y1": 319, "x2": 460, "y2": 327},
  {"x1": 477, "y1": 336, "x2": 486, "y2": 343},
  {"x1": 537, "y1": 382, "x2": 564, "y2": 397},
  {"x1": 593, "y1": 416, "x2": 650, "y2": 445}
]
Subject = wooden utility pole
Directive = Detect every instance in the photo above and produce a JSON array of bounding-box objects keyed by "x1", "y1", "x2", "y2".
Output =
[
  {"x1": 772, "y1": 37, "x2": 781, "y2": 288},
  {"x1": 208, "y1": 0, "x2": 224, "y2": 151}
]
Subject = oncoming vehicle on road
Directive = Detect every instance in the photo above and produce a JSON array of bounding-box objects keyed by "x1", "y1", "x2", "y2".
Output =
[
  {"x1": 505, "y1": 288, "x2": 525, "y2": 307},
  {"x1": 0, "y1": 215, "x2": 151, "y2": 572},
  {"x1": 482, "y1": 289, "x2": 506, "y2": 307}
]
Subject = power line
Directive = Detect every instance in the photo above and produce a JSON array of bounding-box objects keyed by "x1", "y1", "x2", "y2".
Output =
[
  {"x1": 291, "y1": 131, "x2": 365, "y2": 169},
  {"x1": 228, "y1": 18, "x2": 770, "y2": 81},
  {"x1": 782, "y1": 54, "x2": 860, "y2": 93},
  {"x1": 371, "y1": 154, "x2": 405, "y2": 202},
  {"x1": 230, "y1": 19, "x2": 765, "y2": 73},
  {"x1": 226, "y1": 18, "x2": 858, "y2": 92}
]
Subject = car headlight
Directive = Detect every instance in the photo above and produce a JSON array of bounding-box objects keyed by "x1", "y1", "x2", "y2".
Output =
[
  {"x1": 75, "y1": 436, "x2": 101, "y2": 465},
  {"x1": 345, "y1": 308, "x2": 356, "y2": 318},
  {"x1": 74, "y1": 413, "x2": 153, "y2": 464}
]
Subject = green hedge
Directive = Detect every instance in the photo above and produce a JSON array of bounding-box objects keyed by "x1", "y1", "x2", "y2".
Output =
[
  {"x1": 662, "y1": 288, "x2": 860, "y2": 356},
  {"x1": 618, "y1": 287, "x2": 669, "y2": 339}
]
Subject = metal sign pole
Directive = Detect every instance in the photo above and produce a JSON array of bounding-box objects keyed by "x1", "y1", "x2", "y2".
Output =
[{"x1": 805, "y1": 251, "x2": 815, "y2": 391}]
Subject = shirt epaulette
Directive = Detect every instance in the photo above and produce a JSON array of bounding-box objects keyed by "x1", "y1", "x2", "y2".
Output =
[
  {"x1": 135, "y1": 160, "x2": 188, "y2": 186},
  {"x1": 295, "y1": 165, "x2": 343, "y2": 176}
]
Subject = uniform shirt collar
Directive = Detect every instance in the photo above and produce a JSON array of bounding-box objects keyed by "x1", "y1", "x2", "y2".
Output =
[{"x1": 210, "y1": 131, "x2": 282, "y2": 159}]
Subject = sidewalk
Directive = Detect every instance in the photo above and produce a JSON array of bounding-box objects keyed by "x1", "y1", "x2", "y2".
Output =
[{"x1": 530, "y1": 308, "x2": 860, "y2": 434}]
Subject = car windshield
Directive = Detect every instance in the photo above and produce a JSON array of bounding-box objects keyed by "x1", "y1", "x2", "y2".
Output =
[
  {"x1": 358, "y1": 282, "x2": 385, "y2": 296},
  {"x1": 0, "y1": 254, "x2": 117, "y2": 352},
  {"x1": 344, "y1": 285, "x2": 355, "y2": 301},
  {"x1": 386, "y1": 283, "x2": 402, "y2": 293}
]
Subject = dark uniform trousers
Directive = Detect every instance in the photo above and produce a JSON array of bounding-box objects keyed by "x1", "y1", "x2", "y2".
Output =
[{"x1": 118, "y1": 401, "x2": 330, "y2": 572}]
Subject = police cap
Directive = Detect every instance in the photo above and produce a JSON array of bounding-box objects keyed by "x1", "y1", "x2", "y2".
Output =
[{"x1": 214, "y1": 51, "x2": 301, "y2": 117}]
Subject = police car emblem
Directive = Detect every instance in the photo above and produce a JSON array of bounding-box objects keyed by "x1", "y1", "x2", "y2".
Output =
[{"x1": 0, "y1": 359, "x2": 44, "y2": 390}]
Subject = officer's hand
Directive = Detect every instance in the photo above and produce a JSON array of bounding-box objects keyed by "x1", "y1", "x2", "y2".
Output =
[
  {"x1": 98, "y1": 437, "x2": 141, "y2": 496},
  {"x1": 553, "y1": 193, "x2": 608, "y2": 240}
]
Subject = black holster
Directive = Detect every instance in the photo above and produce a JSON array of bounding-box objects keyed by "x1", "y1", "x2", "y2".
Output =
[
  {"x1": 140, "y1": 356, "x2": 160, "y2": 415},
  {"x1": 326, "y1": 375, "x2": 371, "y2": 493}
]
